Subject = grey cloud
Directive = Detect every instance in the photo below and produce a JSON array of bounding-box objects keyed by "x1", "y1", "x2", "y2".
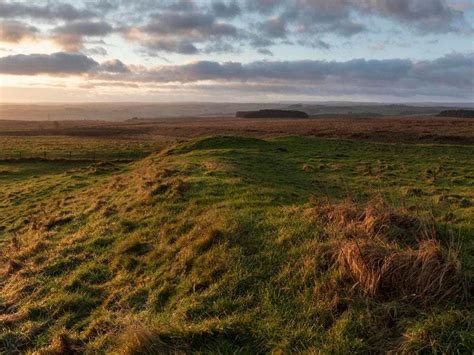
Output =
[
  {"x1": 0, "y1": 20, "x2": 38, "y2": 43},
  {"x1": 0, "y1": 52, "x2": 98, "y2": 75},
  {"x1": 248, "y1": 0, "x2": 467, "y2": 36},
  {"x1": 129, "y1": 7, "x2": 241, "y2": 54},
  {"x1": 99, "y1": 59, "x2": 130, "y2": 73},
  {"x1": 144, "y1": 39, "x2": 199, "y2": 54},
  {"x1": 94, "y1": 53, "x2": 473, "y2": 100},
  {"x1": 409, "y1": 53, "x2": 474, "y2": 87},
  {"x1": 84, "y1": 47, "x2": 108, "y2": 56},
  {"x1": 144, "y1": 12, "x2": 238, "y2": 37},
  {"x1": 1, "y1": 51, "x2": 472, "y2": 99},
  {"x1": 95, "y1": 54, "x2": 470, "y2": 87},
  {"x1": 0, "y1": 1, "x2": 95, "y2": 21},
  {"x1": 54, "y1": 21, "x2": 114, "y2": 36},
  {"x1": 245, "y1": 0, "x2": 284, "y2": 14},
  {"x1": 257, "y1": 48, "x2": 273, "y2": 56},
  {"x1": 53, "y1": 21, "x2": 114, "y2": 52},
  {"x1": 212, "y1": 1, "x2": 241, "y2": 18},
  {"x1": 1, "y1": 0, "x2": 468, "y2": 57},
  {"x1": 203, "y1": 41, "x2": 239, "y2": 54},
  {"x1": 360, "y1": 0, "x2": 466, "y2": 33},
  {"x1": 296, "y1": 39, "x2": 331, "y2": 50},
  {"x1": 0, "y1": 51, "x2": 131, "y2": 75},
  {"x1": 259, "y1": 17, "x2": 287, "y2": 38}
]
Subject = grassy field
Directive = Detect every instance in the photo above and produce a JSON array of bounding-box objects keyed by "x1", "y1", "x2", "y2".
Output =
[
  {"x1": 0, "y1": 136, "x2": 166, "y2": 160},
  {"x1": 0, "y1": 135, "x2": 473, "y2": 353}
]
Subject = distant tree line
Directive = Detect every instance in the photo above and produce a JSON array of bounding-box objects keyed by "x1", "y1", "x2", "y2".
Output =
[
  {"x1": 437, "y1": 110, "x2": 474, "y2": 118},
  {"x1": 236, "y1": 109, "x2": 309, "y2": 118}
]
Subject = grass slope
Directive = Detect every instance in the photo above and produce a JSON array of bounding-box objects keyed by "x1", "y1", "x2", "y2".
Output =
[{"x1": 1, "y1": 136, "x2": 473, "y2": 353}]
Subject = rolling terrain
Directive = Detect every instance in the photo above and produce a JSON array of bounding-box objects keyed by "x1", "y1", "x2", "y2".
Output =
[{"x1": 1, "y1": 133, "x2": 473, "y2": 353}]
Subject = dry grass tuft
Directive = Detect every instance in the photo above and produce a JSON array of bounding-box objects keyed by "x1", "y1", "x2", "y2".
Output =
[
  {"x1": 337, "y1": 239, "x2": 464, "y2": 303},
  {"x1": 39, "y1": 332, "x2": 83, "y2": 354},
  {"x1": 312, "y1": 197, "x2": 421, "y2": 242},
  {"x1": 118, "y1": 326, "x2": 176, "y2": 355},
  {"x1": 201, "y1": 159, "x2": 232, "y2": 173},
  {"x1": 310, "y1": 197, "x2": 466, "y2": 304},
  {"x1": 0, "y1": 312, "x2": 24, "y2": 325}
]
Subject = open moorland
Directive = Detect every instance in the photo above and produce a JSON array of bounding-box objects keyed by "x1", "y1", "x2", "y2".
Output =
[{"x1": 0, "y1": 116, "x2": 473, "y2": 353}]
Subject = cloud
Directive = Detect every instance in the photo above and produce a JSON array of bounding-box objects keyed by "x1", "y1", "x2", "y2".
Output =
[
  {"x1": 0, "y1": 0, "x2": 471, "y2": 59},
  {"x1": 125, "y1": 7, "x2": 241, "y2": 54},
  {"x1": 84, "y1": 47, "x2": 108, "y2": 56},
  {"x1": 259, "y1": 17, "x2": 287, "y2": 38},
  {"x1": 2, "y1": 1, "x2": 468, "y2": 56},
  {"x1": 52, "y1": 21, "x2": 114, "y2": 51},
  {"x1": 359, "y1": 0, "x2": 466, "y2": 33},
  {"x1": 247, "y1": 0, "x2": 467, "y2": 37},
  {"x1": 0, "y1": 52, "x2": 98, "y2": 75},
  {"x1": 1, "y1": 51, "x2": 472, "y2": 100},
  {"x1": 89, "y1": 53, "x2": 472, "y2": 92},
  {"x1": 0, "y1": 1, "x2": 95, "y2": 21},
  {"x1": 257, "y1": 48, "x2": 274, "y2": 56},
  {"x1": 101, "y1": 53, "x2": 474, "y2": 99},
  {"x1": 138, "y1": 38, "x2": 199, "y2": 55},
  {"x1": 54, "y1": 21, "x2": 114, "y2": 37},
  {"x1": 99, "y1": 59, "x2": 130, "y2": 73},
  {"x1": 212, "y1": 1, "x2": 241, "y2": 18},
  {"x1": 0, "y1": 20, "x2": 38, "y2": 43}
]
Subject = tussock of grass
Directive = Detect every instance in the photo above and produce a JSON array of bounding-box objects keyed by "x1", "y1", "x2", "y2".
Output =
[
  {"x1": 311, "y1": 197, "x2": 422, "y2": 243},
  {"x1": 310, "y1": 198, "x2": 465, "y2": 303},
  {"x1": 338, "y1": 239, "x2": 463, "y2": 303}
]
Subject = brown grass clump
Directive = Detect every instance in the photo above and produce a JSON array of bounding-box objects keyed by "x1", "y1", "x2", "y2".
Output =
[
  {"x1": 337, "y1": 239, "x2": 463, "y2": 303},
  {"x1": 38, "y1": 332, "x2": 83, "y2": 354},
  {"x1": 312, "y1": 197, "x2": 421, "y2": 242},
  {"x1": 0, "y1": 312, "x2": 24, "y2": 325},
  {"x1": 310, "y1": 197, "x2": 466, "y2": 304},
  {"x1": 118, "y1": 326, "x2": 178, "y2": 355}
]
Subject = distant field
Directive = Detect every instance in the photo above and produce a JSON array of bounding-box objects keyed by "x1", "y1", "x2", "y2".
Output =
[
  {"x1": 1, "y1": 116, "x2": 474, "y2": 144},
  {"x1": 0, "y1": 136, "x2": 166, "y2": 161},
  {"x1": 0, "y1": 132, "x2": 472, "y2": 353}
]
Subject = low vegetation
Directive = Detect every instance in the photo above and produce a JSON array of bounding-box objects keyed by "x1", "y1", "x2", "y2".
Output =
[
  {"x1": 438, "y1": 109, "x2": 474, "y2": 118},
  {"x1": 235, "y1": 109, "x2": 309, "y2": 118},
  {"x1": 0, "y1": 135, "x2": 473, "y2": 353}
]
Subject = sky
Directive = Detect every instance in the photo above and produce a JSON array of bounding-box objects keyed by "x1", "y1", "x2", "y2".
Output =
[{"x1": 0, "y1": 0, "x2": 473, "y2": 103}]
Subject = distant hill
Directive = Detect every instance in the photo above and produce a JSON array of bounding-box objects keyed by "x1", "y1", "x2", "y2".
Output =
[
  {"x1": 236, "y1": 109, "x2": 309, "y2": 118},
  {"x1": 438, "y1": 110, "x2": 474, "y2": 118},
  {"x1": 1, "y1": 102, "x2": 473, "y2": 121}
]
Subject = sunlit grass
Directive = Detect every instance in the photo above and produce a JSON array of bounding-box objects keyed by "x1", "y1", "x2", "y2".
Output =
[{"x1": 0, "y1": 136, "x2": 472, "y2": 353}]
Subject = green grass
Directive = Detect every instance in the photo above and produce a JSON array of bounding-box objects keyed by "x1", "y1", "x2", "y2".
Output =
[
  {"x1": 0, "y1": 136, "x2": 472, "y2": 353},
  {"x1": 0, "y1": 136, "x2": 165, "y2": 160}
]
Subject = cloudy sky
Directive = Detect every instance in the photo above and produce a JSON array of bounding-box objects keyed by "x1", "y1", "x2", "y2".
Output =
[{"x1": 0, "y1": 0, "x2": 473, "y2": 103}]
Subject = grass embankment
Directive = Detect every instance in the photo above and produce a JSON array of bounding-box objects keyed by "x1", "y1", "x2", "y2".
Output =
[{"x1": 1, "y1": 136, "x2": 473, "y2": 353}]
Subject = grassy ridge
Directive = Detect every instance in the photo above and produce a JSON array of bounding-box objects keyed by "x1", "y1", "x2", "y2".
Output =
[{"x1": 1, "y1": 136, "x2": 473, "y2": 353}]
